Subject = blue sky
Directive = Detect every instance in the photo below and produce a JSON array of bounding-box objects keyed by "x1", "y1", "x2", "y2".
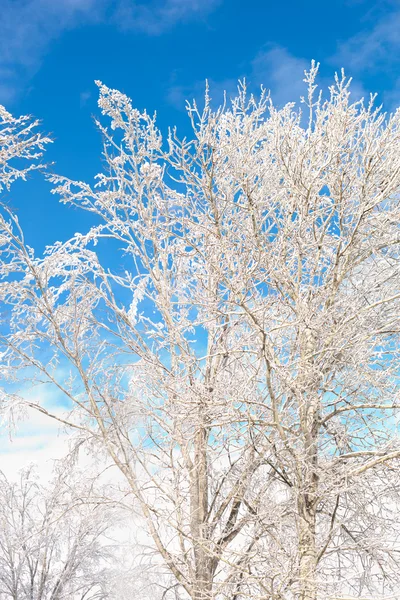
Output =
[{"x1": 2, "y1": 0, "x2": 400, "y2": 250}]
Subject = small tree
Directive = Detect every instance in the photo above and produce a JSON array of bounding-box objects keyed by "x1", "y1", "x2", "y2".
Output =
[
  {"x1": 1, "y1": 65, "x2": 400, "y2": 599},
  {"x1": 0, "y1": 466, "x2": 112, "y2": 600}
]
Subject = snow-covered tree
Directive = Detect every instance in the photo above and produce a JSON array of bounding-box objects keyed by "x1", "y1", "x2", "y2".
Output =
[
  {"x1": 1, "y1": 64, "x2": 400, "y2": 599},
  {"x1": 0, "y1": 466, "x2": 111, "y2": 600}
]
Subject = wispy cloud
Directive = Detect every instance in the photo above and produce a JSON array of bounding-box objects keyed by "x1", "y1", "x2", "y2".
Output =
[
  {"x1": 168, "y1": 1, "x2": 400, "y2": 114},
  {"x1": 0, "y1": 0, "x2": 105, "y2": 102},
  {"x1": 332, "y1": 5, "x2": 400, "y2": 74},
  {"x1": 80, "y1": 90, "x2": 92, "y2": 108},
  {"x1": 167, "y1": 45, "x2": 311, "y2": 111},
  {"x1": 0, "y1": 0, "x2": 221, "y2": 103},
  {"x1": 166, "y1": 35, "x2": 373, "y2": 114},
  {"x1": 251, "y1": 46, "x2": 309, "y2": 106},
  {"x1": 382, "y1": 77, "x2": 400, "y2": 112},
  {"x1": 113, "y1": 0, "x2": 221, "y2": 34},
  {"x1": 166, "y1": 74, "x2": 237, "y2": 110},
  {"x1": 0, "y1": 385, "x2": 72, "y2": 481}
]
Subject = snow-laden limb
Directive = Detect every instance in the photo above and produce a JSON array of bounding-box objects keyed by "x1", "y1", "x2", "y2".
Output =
[
  {"x1": 2, "y1": 65, "x2": 400, "y2": 599},
  {"x1": 0, "y1": 105, "x2": 51, "y2": 192}
]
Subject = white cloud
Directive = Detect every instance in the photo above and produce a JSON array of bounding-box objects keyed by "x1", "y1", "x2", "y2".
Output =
[
  {"x1": 251, "y1": 47, "x2": 367, "y2": 107},
  {"x1": 251, "y1": 45, "x2": 310, "y2": 106},
  {"x1": 0, "y1": 384, "x2": 72, "y2": 481},
  {"x1": 113, "y1": 0, "x2": 221, "y2": 34},
  {"x1": 0, "y1": 0, "x2": 105, "y2": 102},
  {"x1": 165, "y1": 4, "x2": 399, "y2": 112},
  {"x1": 167, "y1": 45, "x2": 311, "y2": 111},
  {"x1": 166, "y1": 43, "x2": 369, "y2": 114},
  {"x1": 383, "y1": 77, "x2": 400, "y2": 112},
  {"x1": 332, "y1": 6, "x2": 400, "y2": 74},
  {"x1": 166, "y1": 75, "x2": 237, "y2": 110},
  {"x1": 0, "y1": 0, "x2": 221, "y2": 103},
  {"x1": 80, "y1": 90, "x2": 92, "y2": 107}
]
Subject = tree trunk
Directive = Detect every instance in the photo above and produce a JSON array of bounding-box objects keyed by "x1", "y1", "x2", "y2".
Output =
[
  {"x1": 191, "y1": 426, "x2": 213, "y2": 600},
  {"x1": 297, "y1": 414, "x2": 319, "y2": 600},
  {"x1": 297, "y1": 328, "x2": 320, "y2": 600},
  {"x1": 297, "y1": 411, "x2": 319, "y2": 600},
  {"x1": 298, "y1": 493, "x2": 317, "y2": 600}
]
